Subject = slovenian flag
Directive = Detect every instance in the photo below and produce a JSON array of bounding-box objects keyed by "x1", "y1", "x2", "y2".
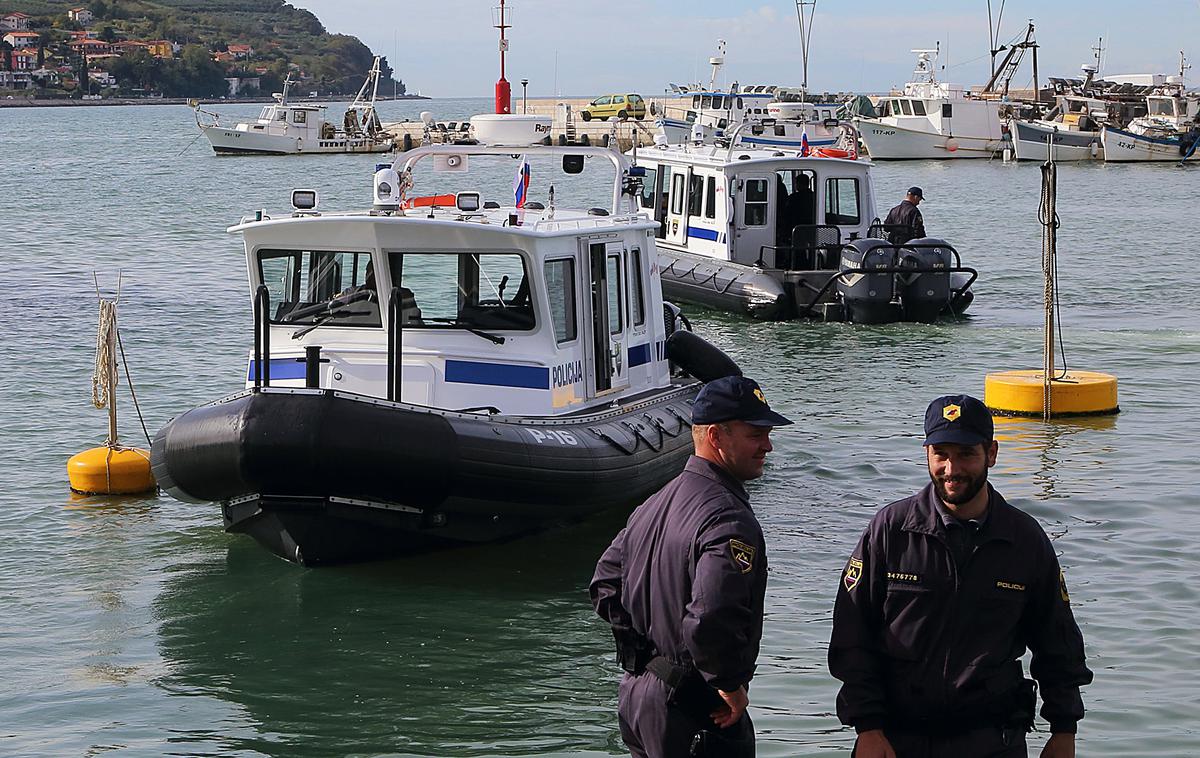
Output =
[
  {"x1": 513, "y1": 155, "x2": 530, "y2": 208},
  {"x1": 800, "y1": 130, "x2": 811, "y2": 157}
]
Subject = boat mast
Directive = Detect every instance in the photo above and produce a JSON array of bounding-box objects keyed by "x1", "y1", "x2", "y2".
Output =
[
  {"x1": 794, "y1": 0, "x2": 817, "y2": 94},
  {"x1": 493, "y1": 1, "x2": 512, "y2": 114},
  {"x1": 987, "y1": 0, "x2": 1006, "y2": 82}
]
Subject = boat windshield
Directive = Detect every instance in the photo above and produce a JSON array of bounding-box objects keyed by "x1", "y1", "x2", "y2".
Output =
[
  {"x1": 258, "y1": 248, "x2": 382, "y2": 327},
  {"x1": 388, "y1": 251, "x2": 535, "y2": 332},
  {"x1": 1148, "y1": 97, "x2": 1176, "y2": 117}
]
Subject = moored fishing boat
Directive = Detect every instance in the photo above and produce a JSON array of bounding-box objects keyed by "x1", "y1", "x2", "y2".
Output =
[
  {"x1": 1100, "y1": 65, "x2": 1200, "y2": 162},
  {"x1": 151, "y1": 114, "x2": 739, "y2": 565},
  {"x1": 193, "y1": 57, "x2": 394, "y2": 155}
]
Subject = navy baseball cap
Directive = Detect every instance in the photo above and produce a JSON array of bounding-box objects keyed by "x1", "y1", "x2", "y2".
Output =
[
  {"x1": 692, "y1": 376, "x2": 793, "y2": 427},
  {"x1": 908, "y1": 186, "x2": 925, "y2": 199},
  {"x1": 923, "y1": 394, "x2": 993, "y2": 447}
]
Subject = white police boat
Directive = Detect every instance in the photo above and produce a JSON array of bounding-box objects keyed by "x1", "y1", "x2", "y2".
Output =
[
  {"x1": 631, "y1": 127, "x2": 976, "y2": 321},
  {"x1": 151, "y1": 114, "x2": 739, "y2": 565}
]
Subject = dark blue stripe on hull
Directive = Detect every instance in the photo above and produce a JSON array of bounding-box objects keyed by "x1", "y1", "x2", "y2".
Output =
[{"x1": 445, "y1": 360, "x2": 550, "y2": 389}]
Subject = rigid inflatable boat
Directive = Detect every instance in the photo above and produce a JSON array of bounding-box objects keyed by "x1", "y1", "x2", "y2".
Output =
[{"x1": 152, "y1": 115, "x2": 739, "y2": 565}]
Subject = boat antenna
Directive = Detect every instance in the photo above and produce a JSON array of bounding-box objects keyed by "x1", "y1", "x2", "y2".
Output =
[
  {"x1": 794, "y1": 0, "x2": 817, "y2": 93},
  {"x1": 492, "y1": 1, "x2": 513, "y2": 114},
  {"x1": 708, "y1": 39, "x2": 726, "y2": 90},
  {"x1": 1091, "y1": 36, "x2": 1104, "y2": 76}
]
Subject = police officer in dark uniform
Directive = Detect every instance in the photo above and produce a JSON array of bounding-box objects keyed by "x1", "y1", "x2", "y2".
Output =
[
  {"x1": 828, "y1": 395, "x2": 1093, "y2": 758},
  {"x1": 883, "y1": 187, "x2": 927, "y2": 244},
  {"x1": 590, "y1": 376, "x2": 792, "y2": 758}
]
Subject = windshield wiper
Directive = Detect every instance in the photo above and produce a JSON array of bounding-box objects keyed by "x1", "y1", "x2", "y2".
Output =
[
  {"x1": 291, "y1": 308, "x2": 369, "y2": 339},
  {"x1": 423, "y1": 318, "x2": 506, "y2": 345}
]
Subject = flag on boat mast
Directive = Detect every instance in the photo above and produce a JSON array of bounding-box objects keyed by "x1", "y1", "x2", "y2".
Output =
[
  {"x1": 513, "y1": 154, "x2": 530, "y2": 208},
  {"x1": 800, "y1": 129, "x2": 811, "y2": 157}
]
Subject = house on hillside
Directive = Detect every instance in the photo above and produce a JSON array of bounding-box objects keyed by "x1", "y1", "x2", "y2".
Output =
[
  {"x1": 67, "y1": 30, "x2": 100, "y2": 40},
  {"x1": 3, "y1": 30, "x2": 39, "y2": 48},
  {"x1": 145, "y1": 40, "x2": 174, "y2": 58},
  {"x1": 1, "y1": 11, "x2": 30, "y2": 32},
  {"x1": 11, "y1": 47, "x2": 37, "y2": 71},
  {"x1": 88, "y1": 69, "x2": 116, "y2": 87},
  {"x1": 224, "y1": 75, "x2": 261, "y2": 97},
  {"x1": 68, "y1": 38, "x2": 117, "y2": 56},
  {"x1": 68, "y1": 7, "x2": 95, "y2": 25},
  {"x1": 0, "y1": 70, "x2": 32, "y2": 89},
  {"x1": 226, "y1": 44, "x2": 253, "y2": 60}
]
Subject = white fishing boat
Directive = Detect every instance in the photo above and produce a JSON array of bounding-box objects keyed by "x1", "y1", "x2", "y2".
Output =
[
  {"x1": 194, "y1": 57, "x2": 394, "y2": 155},
  {"x1": 654, "y1": 40, "x2": 843, "y2": 150},
  {"x1": 630, "y1": 127, "x2": 976, "y2": 322},
  {"x1": 1008, "y1": 54, "x2": 1158, "y2": 161},
  {"x1": 856, "y1": 48, "x2": 1005, "y2": 160},
  {"x1": 150, "y1": 114, "x2": 740, "y2": 565},
  {"x1": 1101, "y1": 59, "x2": 1200, "y2": 162}
]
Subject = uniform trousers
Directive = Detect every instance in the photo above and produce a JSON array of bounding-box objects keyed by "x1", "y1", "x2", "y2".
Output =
[
  {"x1": 617, "y1": 671, "x2": 755, "y2": 758},
  {"x1": 852, "y1": 726, "x2": 1027, "y2": 758}
]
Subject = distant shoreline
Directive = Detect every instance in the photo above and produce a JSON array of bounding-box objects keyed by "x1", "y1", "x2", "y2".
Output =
[{"x1": 0, "y1": 95, "x2": 431, "y2": 108}]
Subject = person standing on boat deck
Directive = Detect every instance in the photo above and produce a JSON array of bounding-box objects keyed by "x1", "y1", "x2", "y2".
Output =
[
  {"x1": 828, "y1": 395, "x2": 1093, "y2": 758},
  {"x1": 590, "y1": 376, "x2": 792, "y2": 758},
  {"x1": 883, "y1": 187, "x2": 926, "y2": 244}
]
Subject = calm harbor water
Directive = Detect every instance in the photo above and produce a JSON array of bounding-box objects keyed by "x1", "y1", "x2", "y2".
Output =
[{"x1": 2, "y1": 98, "x2": 1198, "y2": 757}]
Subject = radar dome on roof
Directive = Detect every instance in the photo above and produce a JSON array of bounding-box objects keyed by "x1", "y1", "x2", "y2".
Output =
[{"x1": 470, "y1": 114, "x2": 552, "y2": 146}]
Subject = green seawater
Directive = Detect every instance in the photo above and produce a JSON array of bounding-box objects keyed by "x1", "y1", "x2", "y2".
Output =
[{"x1": 1, "y1": 98, "x2": 1197, "y2": 756}]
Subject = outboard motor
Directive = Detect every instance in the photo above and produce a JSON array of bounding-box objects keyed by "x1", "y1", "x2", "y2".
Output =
[
  {"x1": 898, "y1": 238, "x2": 953, "y2": 323},
  {"x1": 837, "y1": 239, "x2": 898, "y2": 324}
]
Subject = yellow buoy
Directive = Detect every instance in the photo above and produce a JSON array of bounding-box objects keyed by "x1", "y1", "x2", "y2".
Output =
[
  {"x1": 985, "y1": 370, "x2": 1119, "y2": 418},
  {"x1": 68, "y1": 446, "x2": 156, "y2": 495}
]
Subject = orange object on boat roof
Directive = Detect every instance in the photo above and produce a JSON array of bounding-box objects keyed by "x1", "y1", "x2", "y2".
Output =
[{"x1": 402, "y1": 194, "x2": 457, "y2": 209}]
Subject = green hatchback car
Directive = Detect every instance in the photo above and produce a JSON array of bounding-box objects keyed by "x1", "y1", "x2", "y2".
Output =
[{"x1": 581, "y1": 93, "x2": 647, "y2": 121}]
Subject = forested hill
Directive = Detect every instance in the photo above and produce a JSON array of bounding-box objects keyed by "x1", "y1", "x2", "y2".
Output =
[{"x1": 2, "y1": 0, "x2": 405, "y2": 97}]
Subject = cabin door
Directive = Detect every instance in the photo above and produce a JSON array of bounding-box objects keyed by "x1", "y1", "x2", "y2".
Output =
[
  {"x1": 664, "y1": 168, "x2": 690, "y2": 247},
  {"x1": 733, "y1": 175, "x2": 775, "y2": 266},
  {"x1": 584, "y1": 240, "x2": 630, "y2": 396}
]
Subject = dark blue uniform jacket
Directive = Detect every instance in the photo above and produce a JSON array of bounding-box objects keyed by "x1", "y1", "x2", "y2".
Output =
[
  {"x1": 829, "y1": 483, "x2": 1092, "y2": 734},
  {"x1": 591, "y1": 456, "x2": 768, "y2": 692}
]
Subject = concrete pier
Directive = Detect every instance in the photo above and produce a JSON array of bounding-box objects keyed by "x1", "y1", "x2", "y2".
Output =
[{"x1": 383, "y1": 97, "x2": 665, "y2": 151}]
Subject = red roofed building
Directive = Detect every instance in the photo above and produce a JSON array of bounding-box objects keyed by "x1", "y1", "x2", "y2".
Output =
[
  {"x1": 3, "y1": 30, "x2": 40, "y2": 48},
  {"x1": 226, "y1": 44, "x2": 254, "y2": 59},
  {"x1": 11, "y1": 47, "x2": 37, "y2": 71},
  {"x1": 68, "y1": 7, "x2": 95, "y2": 25},
  {"x1": 1, "y1": 11, "x2": 31, "y2": 32}
]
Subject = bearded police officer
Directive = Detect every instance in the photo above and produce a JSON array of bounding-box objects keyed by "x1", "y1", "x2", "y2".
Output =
[
  {"x1": 590, "y1": 376, "x2": 792, "y2": 758},
  {"x1": 829, "y1": 395, "x2": 1093, "y2": 758}
]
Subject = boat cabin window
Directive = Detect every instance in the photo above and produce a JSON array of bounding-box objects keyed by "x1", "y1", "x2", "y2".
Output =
[
  {"x1": 606, "y1": 254, "x2": 623, "y2": 335},
  {"x1": 1148, "y1": 98, "x2": 1175, "y2": 117},
  {"x1": 670, "y1": 173, "x2": 686, "y2": 215},
  {"x1": 737, "y1": 97, "x2": 744, "y2": 109},
  {"x1": 688, "y1": 174, "x2": 704, "y2": 216},
  {"x1": 776, "y1": 169, "x2": 816, "y2": 242},
  {"x1": 912, "y1": 100, "x2": 927, "y2": 116},
  {"x1": 693, "y1": 96, "x2": 701, "y2": 109},
  {"x1": 900, "y1": 100, "x2": 913, "y2": 116},
  {"x1": 638, "y1": 167, "x2": 658, "y2": 210},
  {"x1": 293, "y1": 110, "x2": 307, "y2": 124},
  {"x1": 276, "y1": 110, "x2": 286, "y2": 121},
  {"x1": 629, "y1": 248, "x2": 646, "y2": 326},
  {"x1": 825, "y1": 178, "x2": 861, "y2": 226},
  {"x1": 743, "y1": 178, "x2": 769, "y2": 226},
  {"x1": 257, "y1": 248, "x2": 381, "y2": 327},
  {"x1": 544, "y1": 258, "x2": 577, "y2": 343},
  {"x1": 704, "y1": 176, "x2": 717, "y2": 219},
  {"x1": 941, "y1": 103, "x2": 953, "y2": 118},
  {"x1": 388, "y1": 252, "x2": 535, "y2": 331}
]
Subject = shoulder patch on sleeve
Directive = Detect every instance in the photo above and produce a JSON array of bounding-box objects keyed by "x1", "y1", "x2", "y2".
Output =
[
  {"x1": 843, "y1": 557, "x2": 864, "y2": 592},
  {"x1": 729, "y1": 539, "x2": 756, "y2": 574},
  {"x1": 1059, "y1": 569, "x2": 1070, "y2": 603}
]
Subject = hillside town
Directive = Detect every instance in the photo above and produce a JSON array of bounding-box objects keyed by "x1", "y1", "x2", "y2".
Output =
[{"x1": 0, "y1": 5, "x2": 403, "y2": 100}]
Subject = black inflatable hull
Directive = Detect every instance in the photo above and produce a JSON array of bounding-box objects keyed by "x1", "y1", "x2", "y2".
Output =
[{"x1": 151, "y1": 385, "x2": 700, "y2": 565}]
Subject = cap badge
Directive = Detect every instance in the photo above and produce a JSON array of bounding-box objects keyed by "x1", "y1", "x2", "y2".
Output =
[
  {"x1": 843, "y1": 557, "x2": 863, "y2": 591},
  {"x1": 753, "y1": 388, "x2": 767, "y2": 405},
  {"x1": 943, "y1": 404, "x2": 962, "y2": 422}
]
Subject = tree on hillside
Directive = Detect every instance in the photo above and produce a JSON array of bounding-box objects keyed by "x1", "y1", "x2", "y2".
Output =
[
  {"x1": 0, "y1": 41, "x2": 12, "y2": 73},
  {"x1": 99, "y1": 25, "x2": 117, "y2": 43}
]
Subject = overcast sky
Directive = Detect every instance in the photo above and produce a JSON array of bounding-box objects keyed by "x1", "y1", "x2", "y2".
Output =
[{"x1": 292, "y1": 1, "x2": 1200, "y2": 97}]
